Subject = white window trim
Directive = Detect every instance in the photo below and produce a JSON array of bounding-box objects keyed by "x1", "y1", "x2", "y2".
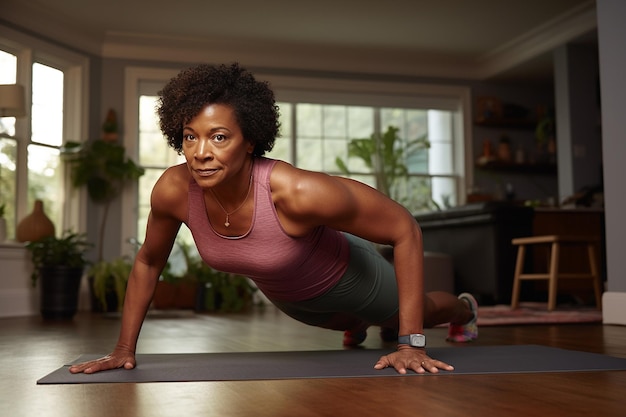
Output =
[
  {"x1": 1, "y1": 23, "x2": 90, "y2": 235},
  {"x1": 262, "y1": 74, "x2": 473, "y2": 202},
  {"x1": 121, "y1": 67, "x2": 179, "y2": 257}
]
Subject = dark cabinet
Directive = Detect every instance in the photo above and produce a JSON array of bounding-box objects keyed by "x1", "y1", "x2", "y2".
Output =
[{"x1": 415, "y1": 202, "x2": 534, "y2": 305}]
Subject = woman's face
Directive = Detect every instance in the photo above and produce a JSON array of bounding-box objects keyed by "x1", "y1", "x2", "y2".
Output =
[{"x1": 182, "y1": 103, "x2": 254, "y2": 189}]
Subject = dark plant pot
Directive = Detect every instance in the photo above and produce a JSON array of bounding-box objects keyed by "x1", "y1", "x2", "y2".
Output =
[
  {"x1": 87, "y1": 275, "x2": 119, "y2": 313},
  {"x1": 39, "y1": 266, "x2": 84, "y2": 320}
]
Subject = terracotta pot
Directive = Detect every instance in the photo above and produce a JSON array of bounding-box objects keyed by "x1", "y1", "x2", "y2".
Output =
[
  {"x1": 16, "y1": 200, "x2": 55, "y2": 242},
  {"x1": 153, "y1": 281, "x2": 198, "y2": 309}
]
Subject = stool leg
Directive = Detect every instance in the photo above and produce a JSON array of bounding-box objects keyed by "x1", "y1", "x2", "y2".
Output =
[
  {"x1": 547, "y1": 242, "x2": 560, "y2": 311},
  {"x1": 511, "y1": 245, "x2": 525, "y2": 309},
  {"x1": 587, "y1": 243, "x2": 603, "y2": 310}
]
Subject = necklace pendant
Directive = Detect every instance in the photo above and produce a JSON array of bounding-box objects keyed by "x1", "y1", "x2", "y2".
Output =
[{"x1": 224, "y1": 221, "x2": 230, "y2": 227}]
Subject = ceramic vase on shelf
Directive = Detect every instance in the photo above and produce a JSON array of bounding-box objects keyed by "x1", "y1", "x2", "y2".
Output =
[{"x1": 16, "y1": 200, "x2": 55, "y2": 242}]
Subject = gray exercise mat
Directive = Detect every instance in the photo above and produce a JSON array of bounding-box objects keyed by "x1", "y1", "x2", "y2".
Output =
[{"x1": 37, "y1": 345, "x2": 626, "y2": 384}]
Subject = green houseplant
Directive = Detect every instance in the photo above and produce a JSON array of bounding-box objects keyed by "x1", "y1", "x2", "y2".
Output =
[
  {"x1": 61, "y1": 120, "x2": 145, "y2": 311},
  {"x1": 62, "y1": 137, "x2": 145, "y2": 262},
  {"x1": 26, "y1": 230, "x2": 92, "y2": 319},
  {"x1": 89, "y1": 256, "x2": 132, "y2": 312},
  {"x1": 335, "y1": 125, "x2": 433, "y2": 211}
]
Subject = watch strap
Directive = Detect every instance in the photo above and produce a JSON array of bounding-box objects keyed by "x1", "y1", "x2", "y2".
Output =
[{"x1": 398, "y1": 334, "x2": 426, "y2": 347}]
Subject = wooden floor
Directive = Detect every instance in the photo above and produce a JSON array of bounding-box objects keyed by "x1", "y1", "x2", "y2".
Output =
[{"x1": 2, "y1": 305, "x2": 625, "y2": 417}]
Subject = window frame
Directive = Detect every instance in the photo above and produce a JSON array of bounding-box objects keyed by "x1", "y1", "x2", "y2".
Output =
[
  {"x1": 0, "y1": 24, "x2": 90, "y2": 237},
  {"x1": 122, "y1": 67, "x2": 179, "y2": 257},
  {"x1": 264, "y1": 74, "x2": 472, "y2": 193}
]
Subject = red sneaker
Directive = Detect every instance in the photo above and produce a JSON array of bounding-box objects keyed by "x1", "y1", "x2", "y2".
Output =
[
  {"x1": 447, "y1": 293, "x2": 478, "y2": 343},
  {"x1": 343, "y1": 330, "x2": 367, "y2": 346}
]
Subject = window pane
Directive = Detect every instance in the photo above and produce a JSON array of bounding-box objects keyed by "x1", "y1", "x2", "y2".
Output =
[
  {"x1": 0, "y1": 51, "x2": 17, "y2": 137},
  {"x1": 28, "y1": 63, "x2": 64, "y2": 232},
  {"x1": 137, "y1": 94, "x2": 185, "y2": 246},
  {"x1": 0, "y1": 51, "x2": 17, "y2": 82},
  {"x1": 347, "y1": 107, "x2": 374, "y2": 139},
  {"x1": 432, "y1": 176, "x2": 458, "y2": 210},
  {"x1": 27, "y1": 144, "x2": 62, "y2": 230},
  {"x1": 323, "y1": 139, "x2": 345, "y2": 172},
  {"x1": 138, "y1": 95, "x2": 184, "y2": 167},
  {"x1": 323, "y1": 105, "x2": 346, "y2": 138},
  {"x1": 0, "y1": 138, "x2": 17, "y2": 239},
  {"x1": 296, "y1": 103, "x2": 322, "y2": 138},
  {"x1": 31, "y1": 63, "x2": 63, "y2": 147},
  {"x1": 137, "y1": 167, "x2": 164, "y2": 240},
  {"x1": 344, "y1": 107, "x2": 374, "y2": 173},
  {"x1": 269, "y1": 102, "x2": 292, "y2": 161},
  {"x1": 426, "y1": 110, "x2": 454, "y2": 175},
  {"x1": 297, "y1": 138, "x2": 322, "y2": 170}
]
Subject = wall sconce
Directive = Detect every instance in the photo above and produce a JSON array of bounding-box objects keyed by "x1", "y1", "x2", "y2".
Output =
[{"x1": 0, "y1": 84, "x2": 26, "y2": 118}]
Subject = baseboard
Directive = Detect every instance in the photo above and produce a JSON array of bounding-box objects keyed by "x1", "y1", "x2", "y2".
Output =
[
  {"x1": 602, "y1": 292, "x2": 626, "y2": 325},
  {"x1": 0, "y1": 289, "x2": 39, "y2": 318}
]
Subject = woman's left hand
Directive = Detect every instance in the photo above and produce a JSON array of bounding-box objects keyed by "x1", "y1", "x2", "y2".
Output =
[{"x1": 373, "y1": 346, "x2": 454, "y2": 374}]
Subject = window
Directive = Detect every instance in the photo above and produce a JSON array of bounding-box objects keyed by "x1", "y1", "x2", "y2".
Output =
[
  {"x1": 0, "y1": 50, "x2": 19, "y2": 238},
  {"x1": 124, "y1": 69, "x2": 470, "y2": 255},
  {"x1": 137, "y1": 91, "x2": 185, "y2": 242},
  {"x1": 277, "y1": 102, "x2": 458, "y2": 212},
  {"x1": 28, "y1": 63, "x2": 65, "y2": 229},
  {"x1": 0, "y1": 32, "x2": 87, "y2": 241}
]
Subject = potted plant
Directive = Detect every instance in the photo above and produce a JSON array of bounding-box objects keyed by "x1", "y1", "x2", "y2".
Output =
[
  {"x1": 90, "y1": 256, "x2": 132, "y2": 312},
  {"x1": 26, "y1": 230, "x2": 92, "y2": 319},
  {"x1": 182, "y1": 242, "x2": 257, "y2": 313},
  {"x1": 153, "y1": 240, "x2": 257, "y2": 312},
  {"x1": 61, "y1": 116, "x2": 145, "y2": 311},
  {"x1": 62, "y1": 136, "x2": 145, "y2": 263}
]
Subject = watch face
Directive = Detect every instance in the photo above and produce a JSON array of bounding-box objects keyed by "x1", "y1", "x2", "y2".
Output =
[{"x1": 410, "y1": 334, "x2": 426, "y2": 347}]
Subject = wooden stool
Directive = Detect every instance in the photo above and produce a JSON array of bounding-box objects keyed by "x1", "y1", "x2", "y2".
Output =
[{"x1": 510, "y1": 235, "x2": 602, "y2": 311}]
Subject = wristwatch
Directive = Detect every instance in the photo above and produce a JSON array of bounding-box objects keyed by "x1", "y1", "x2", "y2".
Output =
[{"x1": 397, "y1": 334, "x2": 426, "y2": 348}]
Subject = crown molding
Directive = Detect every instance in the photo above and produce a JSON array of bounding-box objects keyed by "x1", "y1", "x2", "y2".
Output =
[
  {"x1": 101, "y1": 2, "x2": 598, "y2": 81},
  {"x1": 476, "y1": 0, "x2": 597, "y2": 79},
  {"x1": 101, "y1": 31, "x2": 481, "y2": 80}
]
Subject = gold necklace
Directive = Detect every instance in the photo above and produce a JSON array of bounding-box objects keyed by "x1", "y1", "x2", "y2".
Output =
[{"x1": 210, "y1": 163, "x2": 254, "y2": 228}]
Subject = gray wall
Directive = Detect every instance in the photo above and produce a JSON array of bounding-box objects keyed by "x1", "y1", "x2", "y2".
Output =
[{"x1": 598, "y1": 0, "x2": 626, "y2": 294}]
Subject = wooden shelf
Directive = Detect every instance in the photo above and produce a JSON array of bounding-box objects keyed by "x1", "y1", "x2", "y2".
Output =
[{"x1": 476, "y1": 160, "x2": 556, "y2": 174}]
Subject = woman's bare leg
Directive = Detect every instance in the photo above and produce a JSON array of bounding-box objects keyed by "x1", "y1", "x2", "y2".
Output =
[{"x1": 422, "y1": 291, "x2": 475, "y2": 327}]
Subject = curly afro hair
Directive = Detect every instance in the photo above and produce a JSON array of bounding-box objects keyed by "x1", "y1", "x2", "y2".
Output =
[{"x1": 157, "y1": 63, "x2": 280, "y2": 156}]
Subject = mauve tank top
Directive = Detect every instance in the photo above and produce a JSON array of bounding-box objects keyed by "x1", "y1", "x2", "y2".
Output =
[{"x1": 187, "y1": 157, "x2": 350, "y2": 302}]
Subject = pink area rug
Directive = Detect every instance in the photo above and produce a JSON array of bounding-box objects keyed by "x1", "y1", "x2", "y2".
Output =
[{"x1": 477, "y1": 302, "x2": 602, "y2": 326}]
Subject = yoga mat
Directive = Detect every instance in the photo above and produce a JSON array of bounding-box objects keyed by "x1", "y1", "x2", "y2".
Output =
[{"x1": 37, "y1": 345, "x2": 626, "y2": 385}]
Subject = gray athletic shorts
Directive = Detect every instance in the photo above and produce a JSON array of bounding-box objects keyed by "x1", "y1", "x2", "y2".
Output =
[{"x1": 270, "y1": 234, "x2": 399, "y2": 327}]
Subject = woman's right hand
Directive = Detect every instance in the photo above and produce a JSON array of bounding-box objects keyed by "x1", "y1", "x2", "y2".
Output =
[{"x1": 68, "y1": 348, "x2": 136, "y2": 374}]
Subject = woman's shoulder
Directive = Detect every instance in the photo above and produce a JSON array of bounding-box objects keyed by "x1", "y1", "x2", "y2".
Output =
[
  {"x1": 155, "y1": 163, "x2": 191, "y2": 189},
  {"x1": 269, "y1": 160, "x2": 345, "y2": 212},
  {"x1": 270, "y1": 160, "x2": 337, "y2": 191},
  {"x1": 151, "y1": 164, "x2": 191, "y2": 214}
]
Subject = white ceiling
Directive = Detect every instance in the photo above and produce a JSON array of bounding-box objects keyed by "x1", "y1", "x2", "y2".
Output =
[{"x1": 2, "y1": 0, "x2": 598, "y2": 82}]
